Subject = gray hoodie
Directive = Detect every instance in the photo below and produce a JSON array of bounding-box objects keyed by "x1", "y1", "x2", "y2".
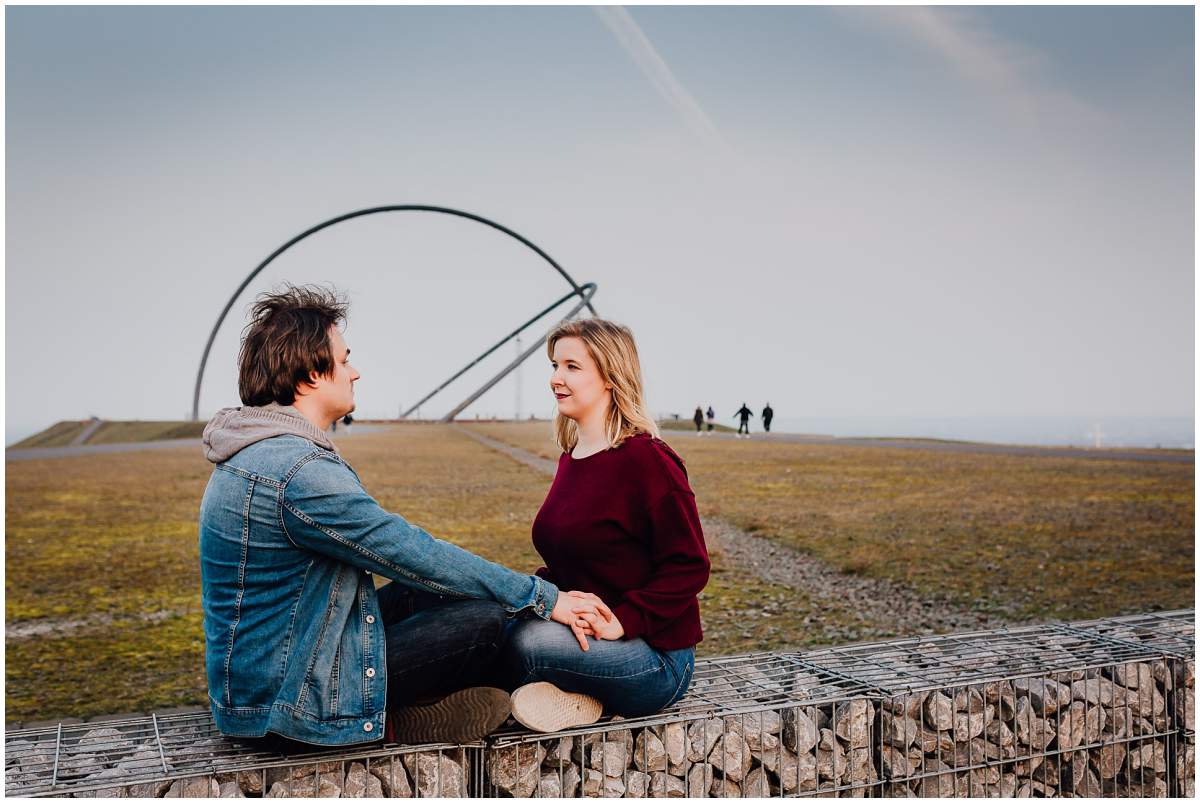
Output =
[{"x1": 202, "y1": 403, "x2": 339, "y2": 463}]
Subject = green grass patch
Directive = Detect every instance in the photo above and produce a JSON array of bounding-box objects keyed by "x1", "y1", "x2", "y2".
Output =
[{"x1": 6, "y1": 613, "x2": 208, "y2": 722}]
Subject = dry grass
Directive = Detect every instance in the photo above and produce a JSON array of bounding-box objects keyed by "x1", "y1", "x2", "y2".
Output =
[
  {"x1": 11, "y1": 420, "x2": 89, "y2": 448},
  {"x1": 468, "y1": 421, "x2": 1194, "y2": 622},
  {"x1": 6, "y1": 421, "x2": 1192, "y2": 721},
  {"x1": 84, "y1": 421, "x2": 207, "y2": 445}
]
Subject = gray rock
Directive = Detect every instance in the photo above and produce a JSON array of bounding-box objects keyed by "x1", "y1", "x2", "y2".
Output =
[
  {"x1": 541, "y1": 736, "x2": 574, "y2": 767},
  {"x1": 650, "y1": 770, "x2": 686, "y2": 797},
  {"x1": 369, "y1": 757, "x2": 412, "y2": 798},
  {"x1": 561, "y1": 765, "x2": 581, "y2": 798},
  {"x1": 588, "y1": 741, "x2": 628, "y2": 778},
  {"x1": 537, "y1": 772, "x2": 563, "y2": 798},
  {"x1": 1014, "y1": 678, "x2": 1071, "y2": 715},
  {"x1": 402, "y1": 751, "x2": 466, "y2": 797},
  {"x1": 487, "y1": 742, "x2": 546, "y2": 796},
  {"x1": 816, "y1": 729, "x2": 846, "y2": 780},
  {"x1": 1013, "y1": 697, "x2": 1055, "y2": 749},
  {"x1": 215, "y1": 771, "x2": 264, "y2": 797},
  {"x1": 166, "y1": 777, "x2": 222, "y2": 798},
  {"x1": 742, "y1": 767, "x2": 771, "y2": 797},
  {"x1": 923, "y1": 692, "x2": 954, "y2": 731},
  {"x1": 782, "y1": 707, "x2": 819, "y2": 754},
  {"x1": 625, "y1": 770, "x2": 650, "y2": 797},
  {"x1": 219, "y1": 780, "x2": 246, "y2": 798},
  {"x1": 686, "y1": 763, "x2": 714, "y2": 797},
  {"x1": 580, "y1": 767, "x2": 604, "y2": 797},
  {"x1": 879, "y1": 747, "x2": 913, "y2": 781},
  {"x1": 882, "y1": 711, "x2": 919, "y2": 748},
  {"x1": 952, "y1": 706, "x2": 991, "y2": 743},
  {"x1": 343, "y1": 762, "x2": 382, "y2": 798},
  {"x1": 633, "y1": 730, "x2": 666, "y2": 772},
  {"x1": 660, "y1": 722, "x2": 687, "y2": 772},
  {"x1": 761, "y1": 746, "x2": 818, "y2": 792},
  {"x1": 708, "y1": 732, "x2": 753, "y2": 782},
  {"x1": 709, "y1": 775, "x2": 741, "y2": 798},
  {"x1": 599, "y1": 774, "x2": 625, "y2": 798},
  {"x1": 848, "y1": 747, "x2": 876, "y2": 784},
  {"x1": 834, "y1": 700, "x2": 873, "y2": 749},
  {"x1": 685, "y1": 719, "x2": 725, "y2": 763},
  {"x1": 72, "y1": 766, "x2": 131, "y2": 798}
]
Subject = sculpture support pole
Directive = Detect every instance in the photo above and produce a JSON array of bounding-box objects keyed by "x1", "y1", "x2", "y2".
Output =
[
  {"x1": 440, "y1": 284, "x2": 598, "y2": 422},
  {"x1": 401, "y1": 283, "x2": 596, "y2": 420},
  {"x1": 191, "y1": 205, "x2": 597, "y2": 421}
]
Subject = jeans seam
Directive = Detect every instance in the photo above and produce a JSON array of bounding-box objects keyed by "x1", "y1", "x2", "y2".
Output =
[{"x1": 524, "y1": 662, "x2": 664, "y2": 684}]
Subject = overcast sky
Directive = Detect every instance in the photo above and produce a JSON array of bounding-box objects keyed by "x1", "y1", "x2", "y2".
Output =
[{"x1": 6, "y1": 6, "x2": 1194, "y2": 445}]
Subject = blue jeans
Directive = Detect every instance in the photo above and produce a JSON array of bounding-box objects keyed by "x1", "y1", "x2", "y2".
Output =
[{"x1": 503, "y1": 618, "x2": 695, "y2": 718}]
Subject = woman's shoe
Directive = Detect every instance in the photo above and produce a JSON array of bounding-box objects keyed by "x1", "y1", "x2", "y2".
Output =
[
  {"x1": 510, "y1": 682, "x2": 603, "y2": 733},
  {"x1": 386, "y1": 687, "x2": 511, "y2": 744}
]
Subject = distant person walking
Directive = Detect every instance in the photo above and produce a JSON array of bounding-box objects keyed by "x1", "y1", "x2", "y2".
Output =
[
  {"x1": 342, "y1": 413, "x2": 354, "y2": 431},
  {"x1": 705, "y1": 406, "x2": 715, "y2": 435},
  {"x1": 692, "y1": 406, "x2": 704, "y2": 436},
  {"x1": 761, "y1": 403, "x2": 774, "y2": 433},
  {"x1": 733, "y1": 403, "x2": 753, "y2": 438}
]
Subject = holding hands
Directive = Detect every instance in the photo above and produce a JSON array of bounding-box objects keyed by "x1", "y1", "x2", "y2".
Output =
[{"x1": 549, "y1": 590, "x2": 624, "y2": 651}]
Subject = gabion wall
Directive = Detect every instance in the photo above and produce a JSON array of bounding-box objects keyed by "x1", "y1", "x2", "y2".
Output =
[{"x1": 4, "y1": 611, "x2": 1193, "y2": 798}]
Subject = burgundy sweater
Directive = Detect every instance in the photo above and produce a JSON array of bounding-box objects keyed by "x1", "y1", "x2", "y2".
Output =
[{"x1": 532, "y1": 433, "x2": 710, "y2": 650}]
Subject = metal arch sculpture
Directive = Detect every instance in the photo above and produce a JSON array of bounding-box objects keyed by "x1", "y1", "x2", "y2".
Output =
[{"x1": 191, "y1": 205, "x2": 599, "y2": 422}]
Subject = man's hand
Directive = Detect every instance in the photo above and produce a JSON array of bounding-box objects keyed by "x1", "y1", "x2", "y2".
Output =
[
  {"x1": 566, "y1": 590, "x2": 624, "y2": 641},
  {"x1": 550, "y1": 593, "x2": 593, "y2": 651}
]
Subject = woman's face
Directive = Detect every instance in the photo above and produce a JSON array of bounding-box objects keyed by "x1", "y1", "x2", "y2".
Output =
[{"x1": 550, "y1": 336, "x2": 611, "y2": 423}]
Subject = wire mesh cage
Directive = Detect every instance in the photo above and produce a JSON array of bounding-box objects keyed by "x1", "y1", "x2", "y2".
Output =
[
  {"x1": 4, "y1": 610, "x2": 1194, "y2": 798},
  {"x1": 3, "y1": 711, "x2": 485, "y2": 797}
]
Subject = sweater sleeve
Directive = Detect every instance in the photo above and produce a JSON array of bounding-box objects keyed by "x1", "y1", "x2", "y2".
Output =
[{"x1": 611, "y1": 489, "x2": 711, "y2": 642}]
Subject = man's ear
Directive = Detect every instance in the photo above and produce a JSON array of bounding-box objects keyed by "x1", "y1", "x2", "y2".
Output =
[{"x1": 294, "y1": 372, "x2": 321, "y2": 397}]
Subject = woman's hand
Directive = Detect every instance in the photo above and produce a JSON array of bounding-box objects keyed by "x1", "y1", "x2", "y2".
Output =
[{"x1": 567, "y1": 591, "x2": 624, "y2": 641}]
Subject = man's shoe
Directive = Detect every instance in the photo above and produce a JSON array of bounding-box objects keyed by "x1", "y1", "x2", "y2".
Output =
[
  {"x1": 510, "y1": 682, "x2": 603, "y2": 733},
  {"x1": 386, "y1": 687, "x2": 511, "y2": 744}
]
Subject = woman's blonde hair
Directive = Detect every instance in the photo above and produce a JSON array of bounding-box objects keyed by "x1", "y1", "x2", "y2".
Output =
[{"x1": 547, "y1": 317, "x2": 660, "y2": 453}]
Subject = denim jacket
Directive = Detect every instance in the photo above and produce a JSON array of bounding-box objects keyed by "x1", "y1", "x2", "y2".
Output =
[{"x1": 199, "y1": 404, "x2": 559, "y2": 745}]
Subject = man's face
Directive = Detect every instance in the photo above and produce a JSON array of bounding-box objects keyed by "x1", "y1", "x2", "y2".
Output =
[{"x1": 304, "y1": 326, "x2": 360, "y2": 419}]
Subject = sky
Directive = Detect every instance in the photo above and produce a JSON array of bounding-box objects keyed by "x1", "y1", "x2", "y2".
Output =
[{"x1": 5, "y1": 6, "x2": 1195, "y2": 445}]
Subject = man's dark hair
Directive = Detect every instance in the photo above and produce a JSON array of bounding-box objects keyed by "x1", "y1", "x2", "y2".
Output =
[{"x1": 238, "y1": 284, "x2": 349, "y2": 407}]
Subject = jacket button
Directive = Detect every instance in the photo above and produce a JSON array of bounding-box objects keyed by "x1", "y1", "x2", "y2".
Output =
[
  {"x1": 363, "y1": 722, "x2": 374, "y2": 732},
  {"x1": 366, "y1": 668, "x2": 376, "y2": 678},
  {"x1": 366, "y1": 615, "x2": 376, "y2": 624}
]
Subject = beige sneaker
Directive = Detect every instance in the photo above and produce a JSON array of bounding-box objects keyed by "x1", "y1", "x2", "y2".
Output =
[{"x1": 510, "y1": 682, "x2": 603, "y2": 733}]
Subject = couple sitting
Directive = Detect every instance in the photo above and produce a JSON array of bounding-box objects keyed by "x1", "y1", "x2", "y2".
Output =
[{"x1": 198, "y1": 285, "x2": 711, "y2": 749}]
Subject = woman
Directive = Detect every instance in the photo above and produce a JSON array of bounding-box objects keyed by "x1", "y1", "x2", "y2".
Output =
[{"x1": 503, "y1": 318, "x2": 711, "y2": 732}]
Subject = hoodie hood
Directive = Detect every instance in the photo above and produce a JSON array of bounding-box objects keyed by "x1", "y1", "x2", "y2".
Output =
[{"x1": 202, "y1": 403, "x2": 339, "y2": 463}]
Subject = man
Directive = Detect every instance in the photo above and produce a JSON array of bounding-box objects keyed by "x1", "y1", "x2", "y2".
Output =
[
  {"x1": 733, "y1": 402, "x2": 754, "y2": 438},
  {"x1": 199, "y1": 285, "x2": 598, "y2": 749},
  {"x1": 761, "y1": 402, "x2": 774, "y2": 433},
  {"x1": 705, "y1": 405, "x2": 715, "y2": 435},
  {"x1": 692, "y1": 405, "x2": 704, "y2": 435}
]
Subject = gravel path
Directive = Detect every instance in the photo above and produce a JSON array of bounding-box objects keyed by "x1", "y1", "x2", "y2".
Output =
[{"x1": 452, "y1": 426, "x2": 1020, "y2": 640}]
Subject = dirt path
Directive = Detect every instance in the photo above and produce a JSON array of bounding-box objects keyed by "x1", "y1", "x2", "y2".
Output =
[{"x1": 451, "y1": 426, "x2": 1017, "y2": 640}]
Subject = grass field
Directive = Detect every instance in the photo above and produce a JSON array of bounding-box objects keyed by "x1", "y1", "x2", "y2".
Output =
[
  {"x1": 5, "y1": 421, "x2": 1194, "y2": 722},
  {"x1": 464, "y1": 421, "x2": 1195, "y2": 622}
]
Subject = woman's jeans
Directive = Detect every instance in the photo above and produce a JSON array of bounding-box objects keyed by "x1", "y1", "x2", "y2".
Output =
[{"x1": 503, "y1": 618, "x2": 695, "y2": 718}]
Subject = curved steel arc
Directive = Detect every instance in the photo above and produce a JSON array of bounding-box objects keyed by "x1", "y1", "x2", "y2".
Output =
[
  {"x1": 441, "y1": 283, "x2": 598, "y2": 423},
  {"x1": 401, "y1": 282, "x2": 596, "y2": 419},
  {"x1": 191, "y1": 205, "x2": 598, "y2": 421}
]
